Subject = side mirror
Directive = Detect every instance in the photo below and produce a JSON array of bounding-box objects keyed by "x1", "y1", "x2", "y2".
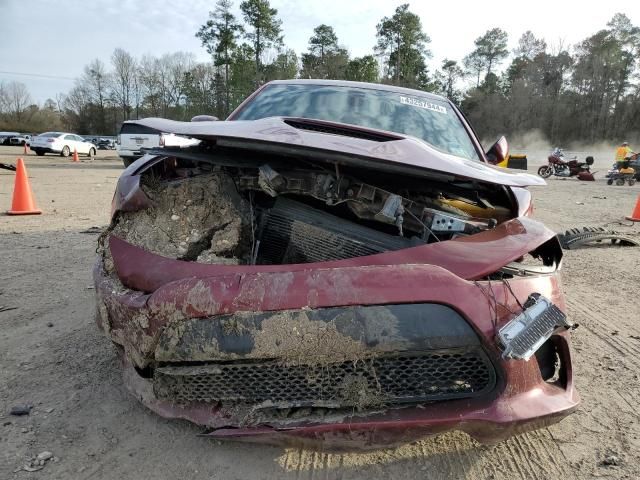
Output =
[
  {"x1": 485, "y1": 136, "x2": 509, "y2": 165},
  {"x1": 191, "y1": 115, "x2": 219, "y2": 122}
]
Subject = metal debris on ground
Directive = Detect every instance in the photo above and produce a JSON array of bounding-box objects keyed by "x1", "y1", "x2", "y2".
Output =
[
  {"x1": 557, "y1": 226, "x2": 640, "y2": 250},
  {"x1": 10, "y1": 404, "x2": 32, "y2": 416},
  {"x1": 0, "y1": 162, "x2": 16, "y2": 171},
  {"x1": 37, "y1": 451, "x2": 54, "y2": 462},
  {"x1": 80, "y1": 226, "x2": 106, "y2": 234},
  {"x1": 601, "y1": 455, "x2": 621, "y2": 466},
  {"x1": 19, "y1": 451, "x2": 55, "y2": 472}
]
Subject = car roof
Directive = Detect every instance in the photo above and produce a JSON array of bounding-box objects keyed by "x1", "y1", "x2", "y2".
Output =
[{"x1": 263, "y1": 79, "x2": 447, "y2": 102}]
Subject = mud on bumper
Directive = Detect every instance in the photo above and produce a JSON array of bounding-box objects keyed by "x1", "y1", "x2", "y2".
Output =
[{"x1": 94, "y1": 247, "x2": 578, "y2": 447}]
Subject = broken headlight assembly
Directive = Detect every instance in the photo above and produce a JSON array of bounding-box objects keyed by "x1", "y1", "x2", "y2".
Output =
[{"x1": 498, "y1": 294, "x2": 574, "y2": 361}]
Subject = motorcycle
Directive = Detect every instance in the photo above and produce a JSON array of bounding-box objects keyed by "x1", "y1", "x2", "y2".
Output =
[
  {"x1": 605, "y1": 152, "x2": 640, "y2": 182},
  {"x1": 537, "y1": 148, "x2": 595, "y2": 180}
]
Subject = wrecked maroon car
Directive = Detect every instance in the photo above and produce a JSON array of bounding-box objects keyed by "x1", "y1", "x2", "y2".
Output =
[{"x1": 94, "y1": 80, "x2": 579, "y2": 449}]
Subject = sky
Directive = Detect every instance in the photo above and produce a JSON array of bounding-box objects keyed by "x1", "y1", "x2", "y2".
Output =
[{"x1": 1, "y1": 0, "x2": 639, "y2": 103}]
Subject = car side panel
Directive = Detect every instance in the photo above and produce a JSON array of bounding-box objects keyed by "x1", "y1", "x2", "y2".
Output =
[{"x1": 80, "y1": 139, "x2": 91, "y2": 154}]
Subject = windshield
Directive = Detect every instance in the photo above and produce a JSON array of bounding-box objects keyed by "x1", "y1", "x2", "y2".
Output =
[{"x1": 234, "y1": 84, "x2": 480, "y2": 161}]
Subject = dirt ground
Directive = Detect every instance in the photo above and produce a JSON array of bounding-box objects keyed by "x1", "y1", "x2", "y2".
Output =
[{"x1": 1, "y1": 145, "x2": 639, "y2": 479}]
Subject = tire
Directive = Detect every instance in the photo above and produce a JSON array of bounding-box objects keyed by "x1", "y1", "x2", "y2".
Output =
[
  {"x1": 607, "y1": 179, "x2": 613, "y2": 185},
  {"x1": 35, "y1": 150, "x2": 45, "y2": 157},
  {"x1": 88, "y1": 147, "x2": 96, "y2": 158},
  {"x1": 629, "y1": 179, "x2": 636, "y2": 186},
  {"x1": 537, "y1": 165, "x2": 553, "y2": 178},
  {"x1": 616, "y1": 178, "x2": 625, "y2": 186},
  {"x1": 61, "y1": 146, "x2": 70, "y2": 157}
]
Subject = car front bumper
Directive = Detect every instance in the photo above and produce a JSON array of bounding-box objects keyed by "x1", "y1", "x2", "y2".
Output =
[{"x1": 94, "y1": 235, "x2": 579, "y2": 448}]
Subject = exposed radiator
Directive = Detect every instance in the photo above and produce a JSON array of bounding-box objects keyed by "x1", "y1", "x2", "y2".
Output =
[{"x1": 256, "y1": 197, "x2": 413, "y2": 264}]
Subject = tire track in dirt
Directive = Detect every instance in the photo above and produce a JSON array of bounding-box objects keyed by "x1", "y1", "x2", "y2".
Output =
[
  {"x1": 552, "y1": 293, "x2": 640, "y2": 477},
  {"x1": 567, "y1": 298, "x2": 640, "y2": 362},
  {"x1": 567, "y1": 298, "x2": 640, "y2": 418},
  {"x1": 277, "y1": 427, "x2": 570, "y2": 480},
  {"x1": 475, "y1": 430, "x2": 567, "y2": 479}
]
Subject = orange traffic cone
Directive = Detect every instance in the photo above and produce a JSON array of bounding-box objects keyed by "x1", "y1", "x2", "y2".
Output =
[
  {"x1": 23, "y1": 143, "x2": 29, "y2": 154},
  {"x1": 626, "y1": 194, "x2": 640, "y2": 222},
  {"x1": 72, "y1": 148, "x2": 79, "y2": 162},
  {"x1": 7, "y1": 158, "x2": 42, "y2": 215}
]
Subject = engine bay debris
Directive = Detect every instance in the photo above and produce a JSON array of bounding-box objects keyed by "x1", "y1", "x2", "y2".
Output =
[{"x1": 102, "y1": 153, "x2": 519, "y2": 268}]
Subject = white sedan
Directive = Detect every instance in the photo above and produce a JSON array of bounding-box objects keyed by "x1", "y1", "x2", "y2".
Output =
[{"x1": 30, "y1": 132, "x2": 97, "y2": 157}]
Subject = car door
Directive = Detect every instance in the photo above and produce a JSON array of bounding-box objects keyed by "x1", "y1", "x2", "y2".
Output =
[
  {"x1": 70, "y1": 135, "x2": 84, "y2": 153},
  {"x1": 70, "y1": 135, "x2": 81, "y2": 153},
  {"x1": 76, "y1": 135, "x2": 90, "y2": 153},
  {"x1": 60, "y1": 134, "x2": 75, "y2": 153}
]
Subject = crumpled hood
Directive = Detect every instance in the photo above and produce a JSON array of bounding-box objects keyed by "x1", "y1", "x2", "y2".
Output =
[{"x1": 130, "y1": 117, "x2": 545, "y2": 188}]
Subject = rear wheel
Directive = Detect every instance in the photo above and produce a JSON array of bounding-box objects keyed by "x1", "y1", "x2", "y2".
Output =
[
  {"x1": 61, "y1": 146, "x2": 70, "y2": 157},
  {"x1": 629, "y1": 178, "x2": 636, "y2": 186},
  {"x1": 616, "y1": 178, "x2": 625, "y2": 186},
  {"x1": 537, "y1": 165, "x2": 553, "y2": 178}
]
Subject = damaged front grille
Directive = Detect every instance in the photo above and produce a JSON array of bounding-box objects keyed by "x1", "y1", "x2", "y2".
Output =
[{"x1": 153, "y1": 349, "x2": 496, "y2": 409}]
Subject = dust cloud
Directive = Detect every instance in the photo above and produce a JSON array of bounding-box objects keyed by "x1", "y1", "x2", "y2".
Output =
[{"x1": 487, "y1": 129, "x2": 640, "y2": 168}]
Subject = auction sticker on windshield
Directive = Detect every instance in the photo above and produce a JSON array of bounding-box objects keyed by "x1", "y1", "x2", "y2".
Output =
[{"x1": 399, "y1": 96, "x2": 447, "y2": 114}]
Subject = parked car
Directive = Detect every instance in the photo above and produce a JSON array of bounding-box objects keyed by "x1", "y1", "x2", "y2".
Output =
[
  {"x1": 116, "y1": 121, "x2": 199, "y2": 167},
  {"x1": 9, "y1": 134, "x2": 31, "y2": 146},
  {"x1": 30, "y1": 132, "x2": 97, "y2": 157},
  {"x1": 95, "y1": 80, "x2": 577, "y2": 449},
  {"x1": 0, "y1": 132, "x2": 20, "y2": 145},
  {"x1": 97, "y1": 137, "x2": 116, "y2": 150}
]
